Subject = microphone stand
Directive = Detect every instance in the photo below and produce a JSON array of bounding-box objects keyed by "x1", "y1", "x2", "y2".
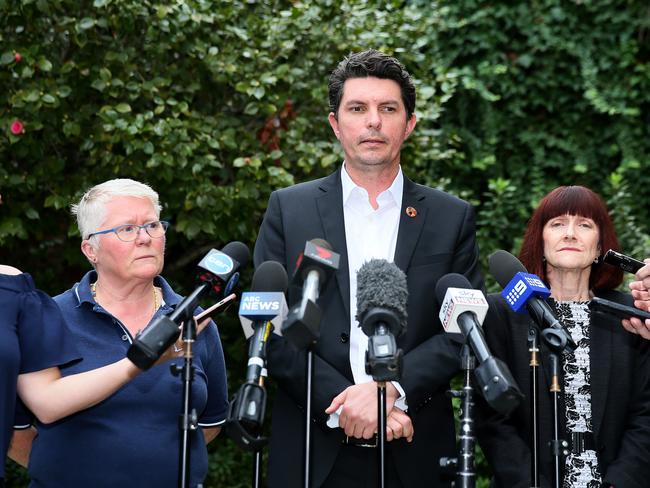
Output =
[
  {"x1": 549, "y1": 353, "x2": 563, "y2": 488},
  {"x1": 377, "y1": 380, "x2": 388, "y2": 488},
  {"x1": 304, "y1": 348, "x2": 314, "y2": 488},
  {"x1": 252, "y1": 374, "x2": 267, "y2": 488},
  {"x1": 253, "y1": 451, "x2": 262, "y2": 488},
  {"x1": 528, "y1": 327, "x2": 540, "y2": 488},
  {"x1": 365, "y1": 324, "x2": 403, "y2": 488},
  {"x1": 283, "y1": 293, "x2": 323, "y2": 488},
  {"x1": 282, "y1": 322, "x2": 319, "y2": 488},
  {"x1": 539, "y1": 327, "x2": 572, "y2": 488},
  {"x1": 224, "y1": 326, "x2": 271, "y2": 488},
  {"x1": 439, "y1": 344, "x2": 476, "y2": 488},
  {"x1": 170, "y1": 316, "x2": 199, "y2": 488},
  {"x1": 225, "y1": 378, "x2": 268, "y2": 488}
]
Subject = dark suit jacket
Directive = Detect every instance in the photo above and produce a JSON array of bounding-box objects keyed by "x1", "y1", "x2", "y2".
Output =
[
  {"x1": 476, "y1": 291, "x2": 650, "y2": 488},
  {"x1": 254, "y1": 168, "x2": 484, "y2": 487}
]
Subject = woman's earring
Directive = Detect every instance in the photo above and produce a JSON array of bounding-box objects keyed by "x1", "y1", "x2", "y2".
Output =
[{"x1": 593, "y1": 255, "x2": 600, "y2": 264}]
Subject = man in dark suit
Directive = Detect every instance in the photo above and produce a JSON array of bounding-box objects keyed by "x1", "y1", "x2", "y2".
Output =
[{"x1": 254, "y1": 49, "x2": 484, "y2": 487}]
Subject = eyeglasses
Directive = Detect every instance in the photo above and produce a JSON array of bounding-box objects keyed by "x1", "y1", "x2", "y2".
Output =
[{"x1": 88, "y1": 220, "x2": 170, "y2": 242}]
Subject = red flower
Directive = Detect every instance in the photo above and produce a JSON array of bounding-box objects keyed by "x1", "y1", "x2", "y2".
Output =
[
  {"x1": 10, "y1": 120, "x2": 24, "y2": 135},
  {"x1": 14, "y1": 52, "x2": 21, "y2": 62}
]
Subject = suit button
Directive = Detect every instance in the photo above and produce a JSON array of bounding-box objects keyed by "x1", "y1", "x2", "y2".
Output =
[{"x1": 340, "y1": 332, "x2": 349, "y2": 343}]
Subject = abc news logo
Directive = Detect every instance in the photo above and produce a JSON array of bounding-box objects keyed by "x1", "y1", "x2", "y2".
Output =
[{"x1": 240, "y1": 294, "x2": 282, "y2": 312}]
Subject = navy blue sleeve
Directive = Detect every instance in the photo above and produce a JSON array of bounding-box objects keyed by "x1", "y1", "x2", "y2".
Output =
[
  {"x1": 13, "y1": 397, "x2": 32, "y2": 429},
  {"x1": 18, "y1": 286, "x2": 80, "y2": 374},
  {"x1": 197, "y1": 321, "x2": 229, "y2": 426}
]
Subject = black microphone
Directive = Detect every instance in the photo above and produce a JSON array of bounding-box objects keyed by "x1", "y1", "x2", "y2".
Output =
[
  {"x1": 488, "y1": 250, "x2": 576, "y2": 352},
  {"x1": 283, "y1": 239, "x2": 340, "y2": 349},
  {"x1": 602, "y1": 249, "x2": 645, "y2": 274},
  {"x1": 356, "y1": 259, "x2": 408, "y2": 381},
  {"x1": 240, "y1": 261, "x2": 289, "y2": 385},
  {"x1": 435, "y1": 273, "x2": 522, "y2": 415},
  {"x1": 127, "y1": 241, "x2": 250, "y2": 370},
  {"x1": 227, "y1": 260, "x2": 288, "y2": 451}
]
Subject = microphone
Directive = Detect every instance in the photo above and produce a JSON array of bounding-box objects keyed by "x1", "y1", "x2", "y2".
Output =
[
  {"x1": 435, "y1": 273, "x2": 522, "y2": 415},
  {"x1": 436, "y1": 274, "x2": 490, "y2": 357},
  {"x1": 282, "y1": 239, "x2": 340, "y2": 349},
  {"x1": 488, "y1": 250, "x2": 576, "y2": 352},
  {"x1": 192, "y1": 241, "x2": 250, "y2": 301},
  {"x1": 356, "y1": 259, "x2": 408, "y2": 381},
  {"x1": 127, "y1": 241, "x2": 250, "y2": 370},
  {"x1": 227, "y1": 260, "x2": 288, "y2": 451},
  {"x1": 602, "y1": 249, "x2": 645, "y2": 274},
  {"x1": 239, "y1": 260, "x2": 289, "y2": 383}
]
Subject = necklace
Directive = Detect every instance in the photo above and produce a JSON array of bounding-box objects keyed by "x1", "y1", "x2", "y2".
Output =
[{"x1": 91, "y1": 281, "x2": 160, "y2": 315}]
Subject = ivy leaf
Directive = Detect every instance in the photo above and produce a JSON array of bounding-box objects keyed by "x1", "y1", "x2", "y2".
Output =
[
  {"x1": 0, "y1": 52, "x2": 14, "y2": 64},
  {"x1": 41, "y1": 93, "x2": 57, "y2": 104},
  {"x1": 115, "y1": 103, "x2": 131, "y2": 113},
  {"x1": 37, "y1": 57, "x2": 53, "y2": 71},
  {"x1": 22, "y1": 90, "x2": 40, "y2": 102},
  {"x1": 79, "y1": 17, "x2": 95, "y2": 30},
  {"x1": 91, "y1": 79, "x2": 106, "y2": 91},
  {"x1": 58, "y1": 85, "x2": 72, "y2": 98}
]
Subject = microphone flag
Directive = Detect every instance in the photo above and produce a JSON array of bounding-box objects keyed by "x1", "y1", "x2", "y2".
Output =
[{"x1": 501, "y1": 272, "x2": 551, "y2": 313}]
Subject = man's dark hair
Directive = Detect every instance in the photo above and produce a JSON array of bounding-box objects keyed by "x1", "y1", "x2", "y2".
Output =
[{"x1": 328, "y1": 49, "x2": 416, "y2": 120}]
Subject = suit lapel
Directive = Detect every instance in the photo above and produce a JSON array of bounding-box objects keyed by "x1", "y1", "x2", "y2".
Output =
[
  {"x1": 315, "y1": 172, "x2": 428, "y2": 320},
  {"x1": 315, "y1": 169, "x2": 351, "y2": 319},
  {"x1": 394, "y1": 176, "x2": 427, "y2": 273}
]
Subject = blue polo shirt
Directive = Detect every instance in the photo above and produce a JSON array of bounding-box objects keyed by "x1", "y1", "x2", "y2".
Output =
[
  {"x1": 28, "y1": 271, "x2": 229, "y2": 488},
  {"x1": 0, "y1": 273, "x2": 78, "y2": 480}
]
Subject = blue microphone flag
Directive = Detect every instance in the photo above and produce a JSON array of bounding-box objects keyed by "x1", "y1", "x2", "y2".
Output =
[{"x1": 501, "y1": 272, "x2": 551, "y2": 312}]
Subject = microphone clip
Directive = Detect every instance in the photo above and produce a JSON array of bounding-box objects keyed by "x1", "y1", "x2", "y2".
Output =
[
  {"x1": 365, "y1": 331, "x2": 403, "y2": 382},
  {"x1": 225, "y1": 382, "x2": 268, "y2": 452},
  {"x1": 473, "y1": 356, "x2": 523, "y2": 416},
  {"x1": 283, "y1": 298, "x2": 322, "y2": 350},
  {"x1": 127, "y1": 315, "x2": 180, "y2": 370},
  {"x1": 540, "y1": 326, "x2": 574, "y2": 353}
]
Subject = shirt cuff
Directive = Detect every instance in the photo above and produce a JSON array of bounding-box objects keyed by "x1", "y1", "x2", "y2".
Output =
[
  {"x1": 391, "y1": 381, "x2": 408, "y2": 411},
  {"x1": 198, "y1": 418, "x2": 226, "y2": 427},
  {"x1": 326, "y1": 406, "x2": 343, "y2": 429},
  {"x1": 326, "y1": 381, "x2": 408, "y2": 429}
]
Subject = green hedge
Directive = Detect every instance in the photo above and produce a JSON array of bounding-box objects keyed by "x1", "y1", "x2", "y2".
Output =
[{"x1": 2, "y1": 1, "x2": 649, "y2": 486}]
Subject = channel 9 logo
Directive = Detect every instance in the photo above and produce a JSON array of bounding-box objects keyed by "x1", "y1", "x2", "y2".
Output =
[
  {"x1": 502, "y1": 272, "x2": 550, "y2": 312},
  {"x1": 505, "y1": 279, "x2": 527, "y2": 307}
]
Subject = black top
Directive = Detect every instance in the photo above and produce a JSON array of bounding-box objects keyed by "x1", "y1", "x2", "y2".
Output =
[{"x1": 477, "y1": 289, "x2": 650, "y2": 488}]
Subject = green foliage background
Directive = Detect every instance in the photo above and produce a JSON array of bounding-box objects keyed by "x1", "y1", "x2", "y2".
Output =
[{"x1": 2, "y1": 0, "x2": 649, "y2": 486}]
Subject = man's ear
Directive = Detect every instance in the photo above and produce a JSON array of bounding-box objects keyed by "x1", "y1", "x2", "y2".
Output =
[
  {"x1": 328, "y1": 112, "x2": 341, "y2": 139},
  {"x1": 404, "y1": 113, "x2": 417, "y2": 140}
]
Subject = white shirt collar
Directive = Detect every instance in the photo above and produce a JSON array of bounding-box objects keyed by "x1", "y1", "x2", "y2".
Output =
[{"x1": 340, "y1": 163, "x2": 404, "y2": 210}]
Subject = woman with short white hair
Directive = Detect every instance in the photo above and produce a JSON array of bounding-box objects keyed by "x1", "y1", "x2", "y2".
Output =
[{"x1": 21, "y1": 178, "x2": 229, "y2": 488}]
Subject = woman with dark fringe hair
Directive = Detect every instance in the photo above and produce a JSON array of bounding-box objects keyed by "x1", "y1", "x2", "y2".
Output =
[{"x1": 477, "y1": 186, "x2": 650, "y2": 488}]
